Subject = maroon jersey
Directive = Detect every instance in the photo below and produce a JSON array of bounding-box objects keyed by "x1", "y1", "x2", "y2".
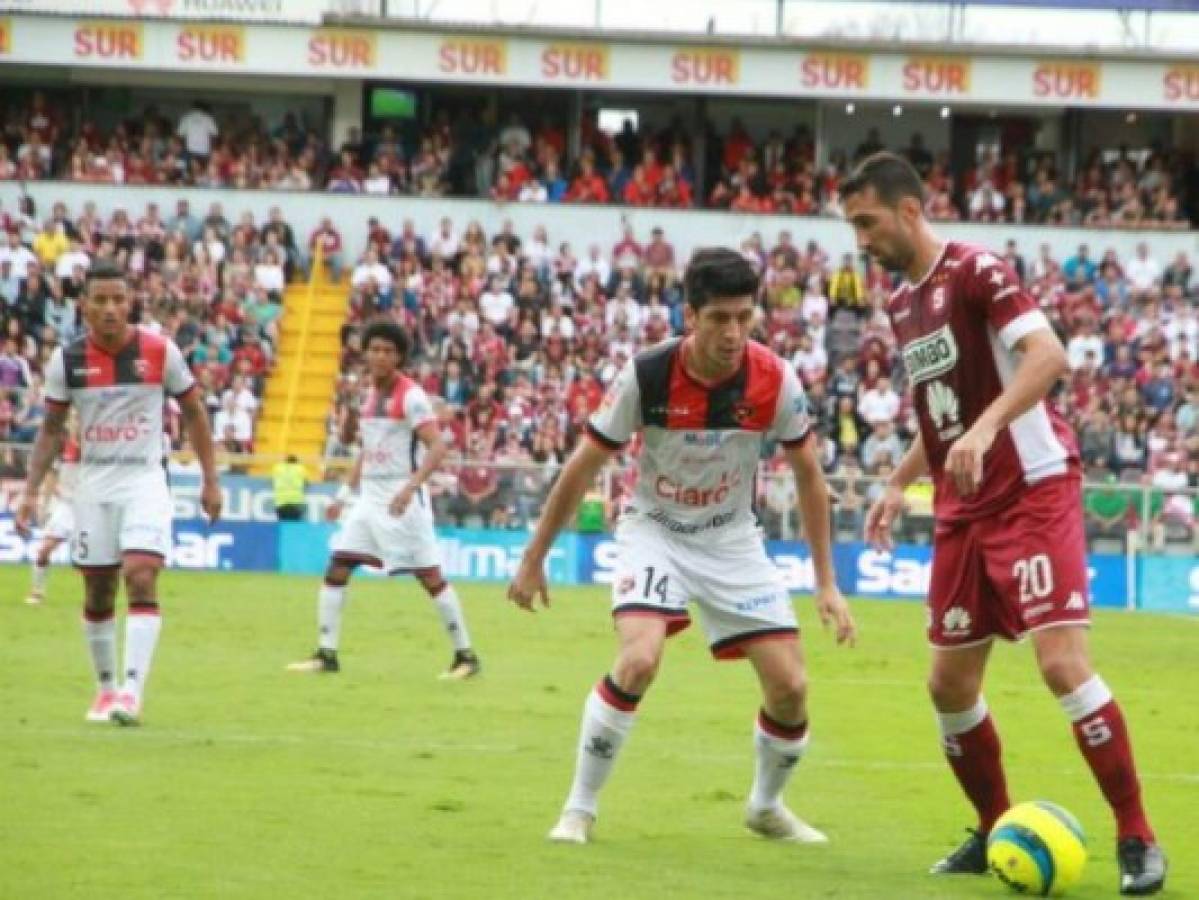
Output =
[{"x1": 887, "y1": 241, "x2": 1078, "y2": 523}]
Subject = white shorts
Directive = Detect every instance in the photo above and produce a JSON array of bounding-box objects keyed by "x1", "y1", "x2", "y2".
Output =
[
  {"x1": 44, "y1": 499, "x2": 76, "y2": 542},
  {"x1": 610, "y1": 518, "x2": 798, "y2": 659},
  {"x1": 331, "y1": 493, "x2": 441, "y2": 573},
  {"x1": 72, "y1": 484, "x2": 173, "y2": 567}
]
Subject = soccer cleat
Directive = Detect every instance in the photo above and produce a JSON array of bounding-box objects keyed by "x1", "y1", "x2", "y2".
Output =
[
  {"x1": 930, "y1": 828, "x2": 988, "y2": 875},
  {"x1": 85, "y1": 690, "x2": 117, "y2": 723},
  {"x1": 745, "y1": 805, "x2": 829, "y2": 844},
  {"x1": 1118, "y1": 838, "x2": 1167, "y2": 895},
  {"x1": 438, "y1": 649, "x2": 481, "y2": 681},
  {"x1": 25, "y1": 593, "x2": 43, "y2": 606},
  {"x1": 548, "y1": 809, "x2": 595, "y2": 844},
  {"x1": 286, "y1": 649, "x2": 340, "y2": 673},
  {"x1": 109, "y1": 692, "x2": 141, "y2": 727}
]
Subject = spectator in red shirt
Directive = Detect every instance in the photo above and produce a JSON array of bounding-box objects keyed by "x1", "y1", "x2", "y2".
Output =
[
  {"x1": 308, "y1": 217, "x2": 343, "y2": 282},
  {"x1": 565, "y1": 158, "x2": 610, "y2": 204},
  {"x1": 622, "y1": 166, "x2": 656, "y2": 206}
]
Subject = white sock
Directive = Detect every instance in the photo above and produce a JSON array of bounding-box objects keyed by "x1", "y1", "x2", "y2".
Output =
[
  {"x1": 31, "y1": 562, "x2": 48, "y2": 595},
  {"x1": 122, "y1": 608, "x2": 162, "y2": 700},
  {"x1": 318, "y1": 583, "x2": 347, "y2": 652},
  {"x1": 83, "y1": 614, "x2": 117, "y2": 691},
  {"x1": 563, "y1": 679, "x2": 640, "y2": 817},
  {"x1": 431, "y1": 584, "x2": 471, "y2": 652},
  {"x1": 749, "y1": 710, "x2": 810, "y2": 812},
  {"x1": 1059, "y1": 675, "x2": 1112, "y2": 723}
]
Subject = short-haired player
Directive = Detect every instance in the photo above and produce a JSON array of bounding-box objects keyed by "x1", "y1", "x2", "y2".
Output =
[
  {"x1": 843, "y1": 152, "x2": 1165, "y2": 895},
  {"x1": 16, "y1": 261, "x2": 222, "y2": 726},
  {"x1": 509, "y1": 247, "x2": 856, "y2": 845}
]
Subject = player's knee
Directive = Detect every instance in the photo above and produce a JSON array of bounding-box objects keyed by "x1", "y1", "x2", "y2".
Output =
[
  {"x1": 324, "y1": 563, "x2": 352, "y2": 586},
  {"x1": 123, "y1": 565, "x2": 159, "y2": 603},
  {"x1": 764, "y1": 672, "x2": 808, "y2": 721},
  {"x1": 615, "y1": 645, "x2": 662, "y2": 691},
  {"x1": 927, "y1": 673, "x2": 979, "y2": 711},
  {"x1": 1038, "y1": 653, "x2": 1091, "y2": 697}
]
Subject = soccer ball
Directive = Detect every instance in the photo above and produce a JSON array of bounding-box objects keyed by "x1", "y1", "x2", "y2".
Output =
[{"x1": 987, "y1": 801, "x2": 1088, "y2": 896}]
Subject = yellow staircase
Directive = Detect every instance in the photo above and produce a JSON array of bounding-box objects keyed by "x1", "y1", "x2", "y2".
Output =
[{"x1": 253, "y1": 261, "x2": 346, "y2": 473}]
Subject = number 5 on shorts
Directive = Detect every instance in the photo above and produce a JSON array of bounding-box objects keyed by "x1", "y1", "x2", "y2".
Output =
[
  {"x1": 642, "y1": 566, "x2": 669, "y2": 603},
  {"x1": 75, "y1": 529, "x2": 90, "y2": 561}
]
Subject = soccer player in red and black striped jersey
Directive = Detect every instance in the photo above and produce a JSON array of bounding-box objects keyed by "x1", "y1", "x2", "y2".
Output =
[
  {"x1": 509, "y1": 248, "x2": 856, "y2": 845},
  {"x1": 843, "y1": 153, "x2": 1166, "y2": 895},
  {"x1": 16, "y1": 261, "x2": 222, "y2": 726}
]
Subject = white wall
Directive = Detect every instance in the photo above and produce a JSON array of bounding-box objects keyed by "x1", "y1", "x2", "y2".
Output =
[{"x1": 3, "y1": 182, "x2": 1194, "y2": 267}]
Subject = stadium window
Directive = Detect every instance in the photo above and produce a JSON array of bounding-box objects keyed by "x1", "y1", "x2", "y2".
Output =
[{"x1": 598, "y1": 108, "x2": 638, "y2": 134}]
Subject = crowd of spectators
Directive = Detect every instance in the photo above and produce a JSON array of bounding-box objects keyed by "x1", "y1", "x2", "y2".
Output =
[
  {"x1": 2, "y1": 183, "x2": 1197, "y2": 546},
  {"x1": 313, "y1": 205, "x2": 1199, "y2": 545},
  {"x1": 0, "y1": 192, "x2": 290, "y2": 456},
  {"x1": 4, "y1": 90, "x2": 1193, "y2": 230}
]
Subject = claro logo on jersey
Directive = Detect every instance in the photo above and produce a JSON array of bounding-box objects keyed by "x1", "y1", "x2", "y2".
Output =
[
  {"x1": 84, "y1": 414, "x2": 152, "y2": 442},
  {"x1": 655, "y1": 469, "x2": 741, "y2": 507},
  {"x1": 902, "y1": 325, "x2": 958, "y2": 385}
]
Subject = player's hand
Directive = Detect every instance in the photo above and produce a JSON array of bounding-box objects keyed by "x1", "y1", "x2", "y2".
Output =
[
  {"x1": 945, "y1": 421, "x2": 997, "y2": 497},
  {"x1": 14, "y1": 492, "x2": 37, "y2": 539},
  {"x1": 389, "y1": 483, "x2": 417, "y2": 517},
  {"x1": 507, "y1": 556, "x2": 550, "y2": 612},
  {"x1": 326, "y1": 499, "x2": 345, "y2": 522},
  {"x1": 814, "y1": 584, "x2": 857, "y2": 647},
  {"x1": 200, "y1": 479, "x2": 223, "y2": 523},
  {"x1": 864, "y1": 484, "x2": 904, "y2": 551}
]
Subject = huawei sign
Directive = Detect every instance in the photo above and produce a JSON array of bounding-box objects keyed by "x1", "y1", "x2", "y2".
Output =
[{"x1": 125, "y1": 0, "x2": 286, "y2": 15}]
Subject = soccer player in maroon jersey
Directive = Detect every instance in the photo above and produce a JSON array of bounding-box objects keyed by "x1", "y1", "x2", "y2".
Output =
[
  {"x1": 842, "y1": 153, "x2": 1165, "y2": 895},
  {"x1": 508, "y1": 248, "x2": 856, "y2": 845},
  {"x1": 16, "y1": 261, "x2": 222, "y2": 726}
]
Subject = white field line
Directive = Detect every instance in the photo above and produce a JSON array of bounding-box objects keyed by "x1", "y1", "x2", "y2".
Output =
[{"x1": 4, "y1": 727, "x2": 1198, "y2": 784}]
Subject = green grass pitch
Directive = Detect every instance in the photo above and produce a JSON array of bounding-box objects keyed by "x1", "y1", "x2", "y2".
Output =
[{"x1": 0, "y1": 568, "x2": 1194, "y2": 899}]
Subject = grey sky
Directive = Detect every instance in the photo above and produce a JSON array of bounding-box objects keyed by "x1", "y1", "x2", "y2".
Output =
[{"x1": 396, "y1": 0, "x2": 1199, "y2": 51}]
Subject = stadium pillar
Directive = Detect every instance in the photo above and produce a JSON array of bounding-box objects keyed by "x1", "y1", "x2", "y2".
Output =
[
  {"x1": 330, "y1": 79, "x2": 364, "y2": 149},
  {"x1": 694, "y1": 96, "x2": 708, "y2": 202},
  {"x1": 813, "y1": 103, "x2": 827, "y2": 169},
  {"x1": 569, "y1": 90, "x2": 583, "y2": 162}
]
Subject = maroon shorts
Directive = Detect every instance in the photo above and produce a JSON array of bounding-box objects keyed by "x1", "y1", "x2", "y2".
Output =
[{"x1": 928, "y1": 475, "x2": 1091, "y2": 648}]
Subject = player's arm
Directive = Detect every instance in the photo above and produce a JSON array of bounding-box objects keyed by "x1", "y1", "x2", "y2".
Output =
[
  {"x1": 784, "y1": 436, "x2": 856, "y2": 646},
  {"x1": 16, "y1": 403, "x2": 69, "y2": 537},
  {"x1": 509, "y1": 436, "x2": 613, "y2": 611},
  {"x1": 970, "y1": 329, "x2": 1068, "y2": 439},
  {"x1": 390, "y1": 422, "x2": 447, "y2": 516},
  {"x1": 865, "y1": 433, "x2": 926, "y2": 551},
  {"x1": 947, "y1": 257, "x2": 1070, "y2": 497},
  {"x1": 178, "y1": 387, "x2": 223, "y2": 523},
  {"x1": 328, "y1": 454, "x2": 362, "y2": 521},
  {"x1": 339, "y1": 396, "x2": 360, "y2": 447}
]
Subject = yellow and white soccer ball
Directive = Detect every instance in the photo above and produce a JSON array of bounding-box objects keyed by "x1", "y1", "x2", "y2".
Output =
[{"x1": 987, "y1": 801, "x2": 1088, "y2": 897}]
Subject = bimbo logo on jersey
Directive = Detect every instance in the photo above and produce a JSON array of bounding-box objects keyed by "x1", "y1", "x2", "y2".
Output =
[{"x1": 902, "y1": 325, "x2": 959, "y2": 385}]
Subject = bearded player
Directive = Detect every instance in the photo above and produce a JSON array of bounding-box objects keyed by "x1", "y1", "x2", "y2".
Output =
[{"x1": 843, "y1": 152, "x2": 1165, "y2": 895}]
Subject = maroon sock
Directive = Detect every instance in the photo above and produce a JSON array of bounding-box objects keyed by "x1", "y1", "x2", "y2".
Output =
[
  {"x1": 1072, "y1": 699, "x2": 1155, "y2": 842},
  {"x1": 942, "y1": 713, "x2": 1011, "y2": 834}
]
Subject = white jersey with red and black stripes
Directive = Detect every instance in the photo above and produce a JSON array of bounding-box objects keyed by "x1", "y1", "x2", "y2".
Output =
[
  {"x1": 357, "y1": 375, "x2": 437, "y2": 506},
  {"x1": 43, "y1": 327, "x2": 194, "y2": 501},
  {"x1": 589, "y1": 337, "x2": 810, "y2": 543}
]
